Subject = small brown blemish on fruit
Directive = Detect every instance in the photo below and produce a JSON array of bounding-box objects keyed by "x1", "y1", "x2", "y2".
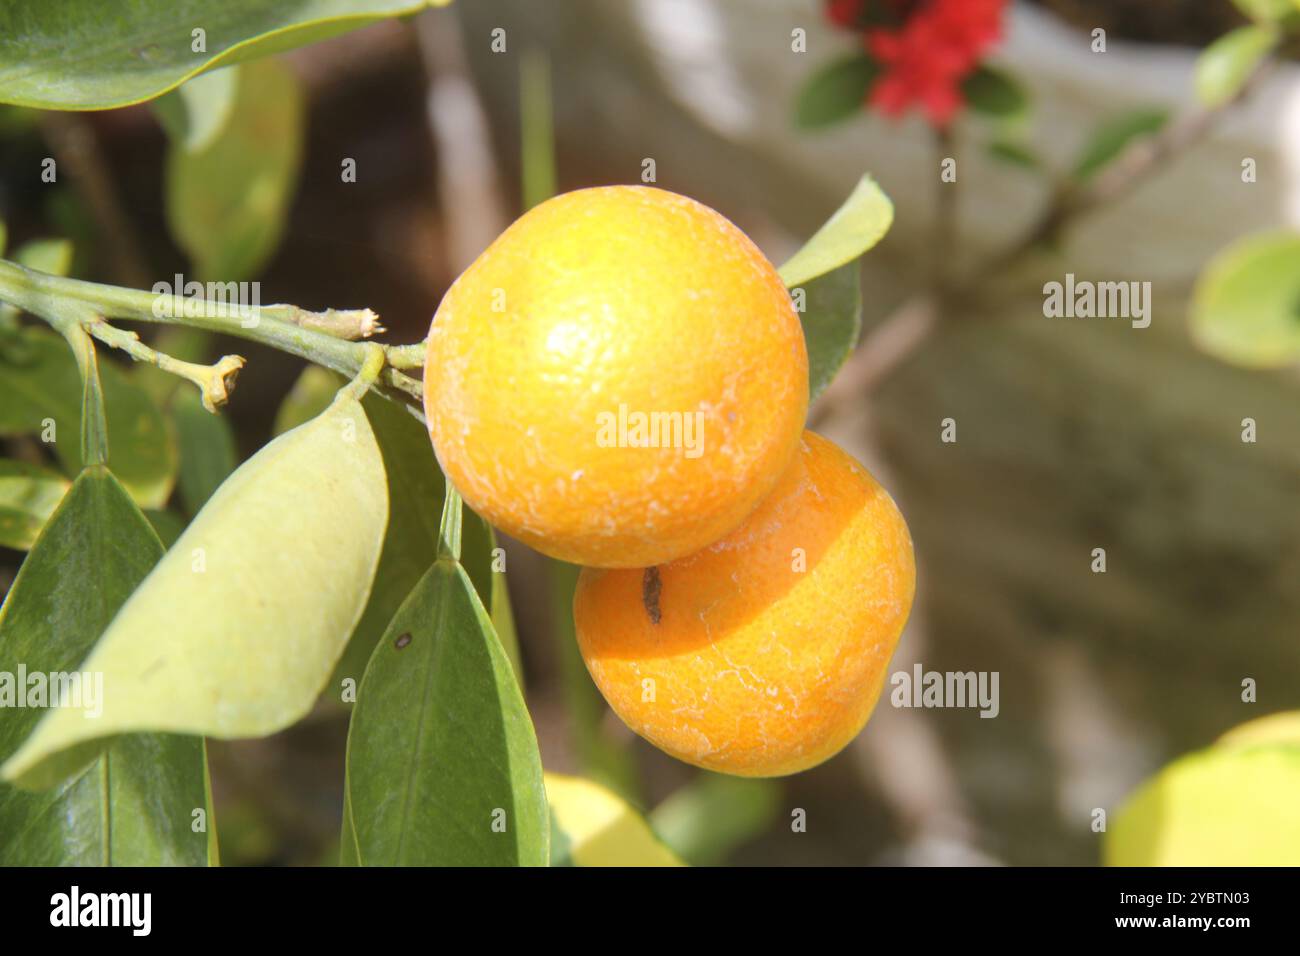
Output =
[
  {"x1": 395, "y1": 632, "x2": 413, "y2": 650},
  {"x1": 642, "y1": 567, "x2": 662, "y2": 625}
]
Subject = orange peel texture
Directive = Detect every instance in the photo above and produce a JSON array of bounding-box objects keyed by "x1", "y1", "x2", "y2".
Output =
[
  {"x1": 575, "y1": 432, "x2": 916, "y2": 777},
  {"x1": 423, "y1": 185, "x2": 808, "y2": 568}
]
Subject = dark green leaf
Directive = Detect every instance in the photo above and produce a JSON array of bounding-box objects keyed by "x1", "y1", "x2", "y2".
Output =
[
  {"x1": 547, "y1": 558, "x2": 641, "y2": 800},
  {"x1": 987, "y1": 139, "x2": 1042, "y2": 170},
  {"x1": 145, "y1": 508, "x2": 187, "y2": 548},
  {"x1": 0, "y1": 458, "x2": 68, "y2": 550},
  {"x1": 339, "y1": 786, "x2": 361, "y2": 866},
  {"x1": 0, "y1": 467, "x2": 210, "y2": 865},
  {"x1": 0, "y1": 0, "x2": 452, "y2": 111},
  {"x1": 1194, "y1": 25, "x2": 1277, "y2": 108},
  {"x1": 1189, "y1": 230, "x2": 1300, "y2": 368},
  {"x1": 165, "y1": 57, "x2": 304, "y2": 281},
  {"x1": 345, "y1": 561, "x2": 548, "y2": 865},
  {"x1": 790, "y1": 261, "x2": 862, "y2": 402},
  {"x1": 462, "y1": 510, "x2": 523, "y2": 683},
  {"x1": 173, "y1": 388, "x2": 237, "y2": 515},
  {"x1": 961, "y1": 65, "x2": 1030, "y2": 119},
  {"x1": 0, "y1": 734, "x2": 214, "y2": 865},
  {"x1": 793, "y1": 54, "x2": 879, "y2": 130},
  {"x1": 0, "y1": 326, "x2": 177, "y2": 508},
  {"x1": 1072, "y1": 108, "x2": 1170, "y2": 182}
]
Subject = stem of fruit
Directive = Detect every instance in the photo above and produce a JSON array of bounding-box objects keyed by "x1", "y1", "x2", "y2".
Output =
[
  {"x1": 438, "y1": 484, "x2": 463, "y2": 562},
  {"x1": 0, "y1": 257, "x2": 427, "y2": 410},
  {"x1": 59, "y1": 321, "x2": 109, "y2": 467},
  {"x1": 24, "y1": 291, "x2": 111, "y2": 465},
  {"x1": 344, "y1": 342, "x2": 387, "y2": 399}
]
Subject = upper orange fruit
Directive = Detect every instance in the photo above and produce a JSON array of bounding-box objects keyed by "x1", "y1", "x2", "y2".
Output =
[
  {"x1": 574, "y1": 432, "x2": 915, "y2": 777},
  {"x1": 423, "y1": 185, "x2": 808, "y2": 568}
]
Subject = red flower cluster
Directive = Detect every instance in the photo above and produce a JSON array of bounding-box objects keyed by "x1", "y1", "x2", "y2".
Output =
[{"x1": 826, "y1": 0, "x2": 1008, "y2": 126}]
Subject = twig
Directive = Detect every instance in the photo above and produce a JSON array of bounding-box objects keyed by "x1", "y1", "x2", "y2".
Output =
[
  {"x1": 84, "y1": 317, "x2": 246, "y2": 412},
  {"x1": 809, "y1": 295, "x2": 938, "y2": 426},
  {"x1": 970, "y1": 56, "x2": 1277, "y2": 283},
  {"x1": 0, "y1": 257, "x2": 423, "y2": 413},
  {"x1": 818, "y1": 53, "x2": 1278, "y2": 424}
]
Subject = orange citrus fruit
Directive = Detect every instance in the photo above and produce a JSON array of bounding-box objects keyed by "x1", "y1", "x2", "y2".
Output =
[
  {"x1": 574, "y1": 431, "x2": 915, "y2": 777},
  {"x1": 423, "y1": 185, "x2": 808, "y2": 568}
]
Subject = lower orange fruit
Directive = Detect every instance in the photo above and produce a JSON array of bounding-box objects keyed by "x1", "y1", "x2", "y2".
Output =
[{"x1": 574, "y1": 431, "x2": 915, "y2": 777}]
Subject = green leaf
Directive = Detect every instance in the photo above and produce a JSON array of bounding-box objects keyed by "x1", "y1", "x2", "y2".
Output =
[
  {"x1": 793, "y1": 54, "x2": 879, "y2": 130},
  {"x1": 1189, "y1": 230, "x2": 1300, "y2": 368},
  {"x1": 0, "y1": 388, "x2": 388, "y2": 785},
  {"x1": 345, "y1": 561, "x2": 548, "y2": 866},
  {"x1": 173, "y1": 388, "x2": 237, "y2": 515},
  {"x1": 0, "y1": 458, "x2": 69, "y2": 550},
  {"x1": 778, "y1": 174, "x2": 893, "y2": 290},
  {"x1": 462, "y1": 510, "x2": 524, "y2": 683},
  {"x1": 961, "y1": 64, "x2": 1029, "y2": 119},
  {"x1": 274, "y1": 369, "x2": 448, "y2": 694},
  {"x1": 0, "y1": 734, "x2": 214, "y2": 865},
  {"x1": 274, "y1": 367, "x2": 523, "y2": 692},
  {"x1": 273, "y1": 364, "x2": 340, "y2": 436},
  {"x1": 0, "y1": 469, "x2": 157, "y2": 764},
  {"x1": 790, "y1": 261, "x2": 862, "y2": 402},
  {"x1": 1231, "y1": 0, "x2": 1298, "y2": 23},
  {"x1": 547, "y1": 558, "x2": 641, "y2": 801},
  {"x1": 1072, "y1": 108, "x2": 1169, "y2": 182},
  {"x1": 987, "y1": 139, "x2": 1042, "y2": 170},
  {"x1": 1105, "y1": 744, "x2": 1300, "y2": 865},
  {"x1": 0, "y1": 0, "x2": 452, "y2": 111},
  {"x1": 165, "y1": 57, "x2": 304, "y2": 281},
  {"x1": 1195, "y1": 26, "x2": 1277, "y2": 108},
  {"x1": 145, "y1": 508, "x2": 187, "y2": 549},
  {"x1": 338, "y1": 784, "x2": 361, "y2": 866},
  {"x1": 152, "y1": 65, "x2": 240, "y2": 152},
  {"x1": 520, "y1": 49, "x2": 556, "y2": 211},
  {"x1": 11, "y1": 237, "x2": 73, "y2": 276},
  {"x1": 0, "y1": 326, "x2": 178, "y2": 508},
  {"x1": 650, "y1": 773, "x2": 781, "y2": 865},
  {"x1": 0, "y1": 467, "x2": 210, "y2": 864},
  {"x1": 547, "y1": 773, "x2": 683, "y2": 867},
  {"x1": 331, "y1": 391, "x2": 445, "y2": 690}
]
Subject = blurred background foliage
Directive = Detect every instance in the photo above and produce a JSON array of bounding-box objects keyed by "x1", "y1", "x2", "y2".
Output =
[{"x1": 1, "y1": 0, "x2": 1298, "y2": 865}]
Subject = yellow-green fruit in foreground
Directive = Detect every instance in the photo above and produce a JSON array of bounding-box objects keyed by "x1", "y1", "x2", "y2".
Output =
[
  {"x1": 574, "y1": 431, "x2": 916, "y2": 777},
  {"x1": 423, "y1": 185, "x2": 808, "y2": 568}
]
